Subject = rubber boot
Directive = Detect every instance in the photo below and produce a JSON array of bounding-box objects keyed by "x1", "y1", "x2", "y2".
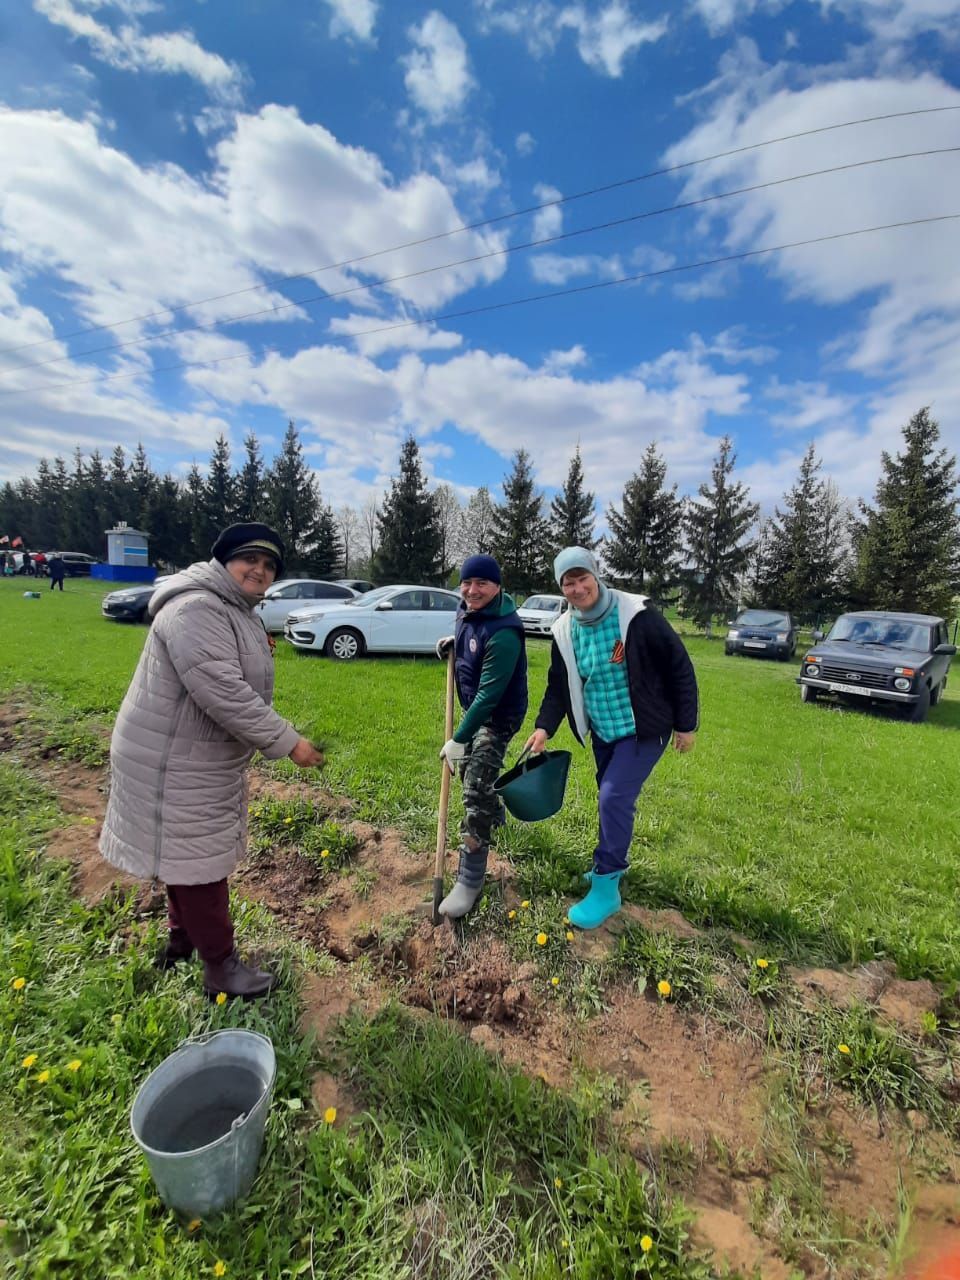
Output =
[
  {"x1": 202, "y1": 949, "x2": 276, "y2": 1000},
  {"x1": 154, "y1": 927, "x2": 195, "y2": 970},
  {"x1": 567, "y1": 870, "x2": 624, "y2": 931},
  {"x1": 438, "y1": 847, "x2": 488, "y2": 919}
]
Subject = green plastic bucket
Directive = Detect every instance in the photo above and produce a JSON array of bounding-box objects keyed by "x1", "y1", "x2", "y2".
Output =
[{"x1": 493, "y1": 748, "x2": 572, "y2": 822}]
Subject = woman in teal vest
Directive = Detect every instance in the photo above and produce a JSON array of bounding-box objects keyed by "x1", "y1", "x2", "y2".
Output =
[{"x1": 525, "y1": 547, "x2": 698, "y2": 929}]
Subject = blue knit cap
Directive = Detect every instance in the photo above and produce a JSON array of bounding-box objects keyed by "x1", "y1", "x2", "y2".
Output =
[
  {"x1": 460, "y1": 553, "x2": 501, "y2": 584},
  {"x1": 554, "y1": 546, "x2": 602, "y2": 586}
]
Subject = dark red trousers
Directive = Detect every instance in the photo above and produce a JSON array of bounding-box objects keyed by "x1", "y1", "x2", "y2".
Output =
[{"x1": 166, "y1": 879, "x2": 234, "y2": 964}]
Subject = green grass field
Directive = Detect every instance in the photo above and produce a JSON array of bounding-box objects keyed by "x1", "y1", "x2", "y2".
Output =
[{"x1": 2, "y1": 575, "x2": 958, "y2": 981}]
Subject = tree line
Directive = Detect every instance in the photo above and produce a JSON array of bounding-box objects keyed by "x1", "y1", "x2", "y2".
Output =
[{"x1": 2, "y1": 408, "x2": 958, "y2": 623}]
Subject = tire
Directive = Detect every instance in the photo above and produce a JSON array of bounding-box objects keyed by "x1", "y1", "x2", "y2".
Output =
[
  {"x1": 800, "y1": 683, "x2": 818, "y2": 704},
  {"x1": 930, "y1": 678, "x2": 945, "y2": 706},
  {"x1": 325, "y1": 627, "x2": 364, "y2": 661},
  {"x1": 905, "y1": 684, "x2": 931, "y2": 723}
]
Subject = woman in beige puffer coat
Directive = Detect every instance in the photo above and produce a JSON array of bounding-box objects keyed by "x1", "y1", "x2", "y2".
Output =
[{"x1": 100, "y1": 523, "x2": 323, "y2": 999}]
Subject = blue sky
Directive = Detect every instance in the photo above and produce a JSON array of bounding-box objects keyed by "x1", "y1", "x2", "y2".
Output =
[{"x1": 1, "y1": 0, "x2": 958, "y2": 524}]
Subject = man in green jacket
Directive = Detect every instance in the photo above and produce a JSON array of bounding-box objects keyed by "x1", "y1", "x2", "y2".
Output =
[{"x1": 436, "y1": 554, "x2": 528, "y2": 918}]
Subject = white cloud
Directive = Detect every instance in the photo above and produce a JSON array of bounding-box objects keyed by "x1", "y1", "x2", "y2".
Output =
[
  {"x1": 764, "y1": 376, "x2": 858, "y2": 429},
  {"x1": 324, "y1": 0, "x2": 378, "y2": 42},
  {"x1": 403, "y1": 12, "x2": 475, "y2": 123},
  {"x1": 532, "y1": 184, "x2": 563, "y2": 241},
  {"x1": 529, "y1": 252, "x2": 623, "y2": 284},
  {"x1": 515, "y1": 130, "x2": 537, "y2": 155},
  {"x1": 818, "y1": 0, "x2": 960, "y2": 41},
  {"x1": 327, "y1": 312, "x2": 464, "y2": 357},
  {"x1": 33, "y1": 0, "x2": 243, "y2": 102},
  {"x1": 475, "y1": 0, "x2": 667, "y2": 76},
  {"x1": 541, "y1": 344, "x2": 588, "y2": 373},
  {"x1": 557, "y1": 1, "x2": 669, "y2": 76}
]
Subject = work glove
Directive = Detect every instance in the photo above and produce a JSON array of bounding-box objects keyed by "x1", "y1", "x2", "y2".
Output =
[
  {"x1": 439, "y1": 738, "x2": 466, "y2": 774},
  {"x1": 435, "y1": 635, "x2": 455, "y2": 660}
]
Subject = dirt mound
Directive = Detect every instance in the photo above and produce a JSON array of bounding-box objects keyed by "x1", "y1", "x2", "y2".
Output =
[{"x1": 404, "y1": 921, "x2": 536, "y2": 1027}]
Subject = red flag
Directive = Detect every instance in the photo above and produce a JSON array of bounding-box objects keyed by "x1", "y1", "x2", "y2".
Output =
[{"x1": 11, "y1": 536, "x2": 23, "y2": 548}]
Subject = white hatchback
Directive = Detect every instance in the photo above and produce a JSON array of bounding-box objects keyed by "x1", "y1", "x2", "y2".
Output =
[
  {"x1": 254, "y1": 579, "x2": 357, "y2": 633},
  {"x1": 517, "y1": 593, "x2": 567, "y2": 636},
  {"x1": 284, "y1": 584, "x2": 460, "y2": 660}
]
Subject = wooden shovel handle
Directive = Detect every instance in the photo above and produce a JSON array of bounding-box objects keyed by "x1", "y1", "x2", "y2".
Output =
[{"x1": 432, "y1": 649, "x2": 456, "y2": 920}]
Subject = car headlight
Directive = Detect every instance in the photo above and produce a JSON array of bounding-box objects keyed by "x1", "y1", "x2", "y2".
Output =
[
  {"x1": 727, "y1": 629, "x2": 739, "y2": 639},
  {"x1": 805, "y1": 663, "x2": 820, "y2": 676},
  {"x1": 894, "y1": 676, "x2": 912, "y2": 692},
  {"x1": 776, "y1": 632, "x2": 788, "y2": 642}
]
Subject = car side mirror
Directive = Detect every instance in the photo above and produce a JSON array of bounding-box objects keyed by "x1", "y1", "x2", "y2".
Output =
[
  {"x1": 934, "y1": 642, "x2": 957, "y2": 656},
  {"x1": 812, "y1": 631, "x2": 824, "y2": 642},
  {"x1": 375, "y1": 601, "x2": 394, "y2": 611}
]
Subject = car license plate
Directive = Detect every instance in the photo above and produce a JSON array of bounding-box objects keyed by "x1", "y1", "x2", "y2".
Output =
[
  {"x1": 827, "y1": 681, "x2": 870, "y2": 696},
  {"x1": 743, "y1": 640, "x2": 766, "y2": 649}
]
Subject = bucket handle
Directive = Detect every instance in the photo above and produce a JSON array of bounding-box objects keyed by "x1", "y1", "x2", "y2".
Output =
[{"x1": 511, "y1": 745, "x2": 538, "y2": 772}]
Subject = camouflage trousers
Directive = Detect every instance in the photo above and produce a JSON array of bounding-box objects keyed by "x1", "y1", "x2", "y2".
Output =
[{"x1": 457, "y1": 721, "x2": 520, "y2": 868}]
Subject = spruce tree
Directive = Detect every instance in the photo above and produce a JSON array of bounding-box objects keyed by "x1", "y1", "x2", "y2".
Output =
[
  {"x1": 682, "y1": 437, "x2": 759, "y2": 635},
  {"x1": 264, "y1": 422, "x2": 324, "y2": 575},
  {"x1": 547, "y1": 446, "x2": 596, "y2": 555},
  {"x1": 759, "y1": 444, "x2": 845, "y2": 624},
  {"x1": 184, "y1": 464, "x2": 209, "y2": 561},
  {"x1": 128, "y1": 443, "x2": 157, "y2": 532},
  {"x1": 145, "y1": 476, "x2": 187, "y2": 569},
  {"x1": 604, "y1": 443, "x2": 683, "y2": 601},
  {"x1": 304, "y1": 504, "x2": 343, "y2": 578},
  {"x1": 203, "y1": 434, "x2": 237, "y2": 540},
  {"x1": 108, "y1": 446, "x2": 129, "y2": 525},
  {"x1": 236, "y1": 432, "x2": 265, "y2": 522},
  {"x1": 850, "y1": 407, "x2": 960, "y2": 616},
  {"x1": 489, "y1": 449, "x2": 548, "y2": 595},
  {"x1": 31, "y1": 459, "x2": 65, "y2": 549},
  {"x1": 374, "y1": 436, "x2": 443, "y2": 584}
]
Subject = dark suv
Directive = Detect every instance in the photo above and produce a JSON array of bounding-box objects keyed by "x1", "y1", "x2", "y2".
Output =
[
  {"x1": 797, "y1": 611, "x2": 956, "y2": 723},
  {"x1": 725, "y1": 608, "x2": 797, "y2": 661}
]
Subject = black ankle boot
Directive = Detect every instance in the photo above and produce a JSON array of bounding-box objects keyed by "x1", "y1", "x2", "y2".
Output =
[
  {"x1": 154, "y1": 928, "x2": 195, "y2": 970},
  {"x1": 202, "y1": 950, "x2": 276, "y2": 1000}
]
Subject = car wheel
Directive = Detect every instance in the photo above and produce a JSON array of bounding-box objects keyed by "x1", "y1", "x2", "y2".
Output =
[
  {"x1": 325, "y1": 627, "x2": 364, "y2": 661},
  {"x1": 800, "y1": 684, "x2": 818, "y2": 704},
  {"x1": 905, "y1": 684, "x2": 931, "y2": 723},
  {"x1": 930, "y1": 678, "x2": 945, "y2": 706}
]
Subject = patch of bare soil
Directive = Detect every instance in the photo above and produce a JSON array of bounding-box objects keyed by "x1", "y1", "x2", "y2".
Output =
[{"x1": 7, "y1": 699, "x2": 959, "y2": 1280}]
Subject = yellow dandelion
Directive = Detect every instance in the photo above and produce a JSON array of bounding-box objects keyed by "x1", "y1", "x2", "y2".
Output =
[
  {"x1": 110, "y1": 1013, "x2": 122, "y2": 1025},
  {"x1": 36, "y1": 1070, "x2": 51, "y2": 1084},
  {"x1": 536, "y1": 932, "x2": 548, "y2": 946},
  {"x1": 186, "y1": 1218, "x2": 202, "y2": 1233},
  {"x1": 21, "y1": 1054, "x2": 38, "y2": 1069},
  {"x1": 551, "y1": 976, "x2": 560, "y2": 987},
  {"x1": 838, "y1": 1043, "x2": 851, "y2": 1055},
  {"x1": 657, "y1": 980, "x2": 672, "y2": 998},
  {"x1": 507, "y1": 909, "x2": 517, "y2": 920},
  {"x1": 560, "y1": 1239, "x2": 569, "y2": 1250},
  {"x1": 213, "y1": 1262, "x2": 227, "y2": 1278},
  {"x1": 756, "y1": 958, "x2": 770, "y2": 969},
  {"x1": 554, "y1": 1177, "x2": 563, "y2": 1188},
  {"x1": 283, "y1": 816, "x2": 293, "y2": 825},
  {"x1": 320, "y1": 849, "x2": 330, "y2": 859},
  {"x1": 520, "y1": 900, "x2": 530, "y2": 910},
  {"x1": 215, "y1": 992, "x2": 228, "y2": 1006},
  {"x1": 66, "y1": 1059, "x2": 82, "y2": 1072},
  {"x1": 565, "y1": 930, "x2": 574, "y2": 942},
  {"x1": 640, "y1": 1234, "x2": 653, "y2": 1253},
  {"x1": 323, "y1": 1107, "x2": 337, "y2": 1125},
  {"x1": 11, "y1": 977, "x2": 26, "y2": 991}
]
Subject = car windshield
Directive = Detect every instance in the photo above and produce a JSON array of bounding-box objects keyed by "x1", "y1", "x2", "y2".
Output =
[
  {"x1": 736, "y1": 610, "x2": 789, "y2": 627},
  {"x1": 346, "y1": 586, "x2": 394, "y2": 606},
  {"x1": 828, "y1": 617, "x2": 932, "y2": 650},
  {"x1": 524, "y1": 597, "x2": 561, "y2": 611}
]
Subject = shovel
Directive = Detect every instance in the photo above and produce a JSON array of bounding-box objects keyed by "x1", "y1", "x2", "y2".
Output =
[{"x1": 432, "y1": 647, "x2": 456, "y2": 924}]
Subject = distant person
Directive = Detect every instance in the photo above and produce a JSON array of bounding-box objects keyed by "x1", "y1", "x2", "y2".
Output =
[
  {"x1": 47, "y1": 554, "x2": 65, "y2": 591},
  {"x1": 100, "y1": 522, "x2": 324, "y2": 1000},
  {"x1": 33, "y1": 551, "x2": 47, "y2": 576},
  {"x1": 434, "y1": 554, "x2": 528, "y2": 918},
  {"x1": 21, "y1": 549, "x2": 32, "y2": 577},
  {"x1": 524, "y1": 547, "x2": 698, "y2": 930}
]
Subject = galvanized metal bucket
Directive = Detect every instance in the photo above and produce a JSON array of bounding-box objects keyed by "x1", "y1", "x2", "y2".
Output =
[{"x1": 130, "y1": 1029, "x2": 276, "y2": 1217}]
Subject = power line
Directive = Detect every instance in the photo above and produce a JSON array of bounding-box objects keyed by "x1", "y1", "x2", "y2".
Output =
[
  {"x1": 3, "y1": 145, "x2": 957, "y2": 378},
  {"x1": 0, "y1": 103, "x2": 957, "y2": 360},
  {"x1": 1, "y1": 213, "x2": 955, "y2": 401}
]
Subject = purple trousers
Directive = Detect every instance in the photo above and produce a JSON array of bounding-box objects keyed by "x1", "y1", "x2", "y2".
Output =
[
  {"x1": 166, "y1": 879, "x2": 234, "y2": 963},
  {"x1": 591, "y1": 734, "x2": 668, "y2": 875}
]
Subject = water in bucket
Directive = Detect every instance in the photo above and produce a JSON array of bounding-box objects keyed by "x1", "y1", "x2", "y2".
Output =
[{"x1": 131, "y1": 1030, "x2": 275, "y2": 1217}]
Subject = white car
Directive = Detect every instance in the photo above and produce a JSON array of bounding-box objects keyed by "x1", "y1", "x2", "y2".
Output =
[
  {"x1": 517, "y1": 593, "x2": 567, "y2": 636},
  {"x1": 284, "y1": 584, "x2": 460, "y2": 660},
  {"x1": 254, "y1": 579, "x2": 357, "y2": 634}
]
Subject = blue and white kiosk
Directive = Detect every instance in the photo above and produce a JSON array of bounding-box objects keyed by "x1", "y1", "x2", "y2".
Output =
[{"x1": 91, "y1": 522, "x2": 156, "y2": 584}]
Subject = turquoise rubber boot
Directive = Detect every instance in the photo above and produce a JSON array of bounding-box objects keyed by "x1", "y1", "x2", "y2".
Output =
[{"x1": 567, "y1": 870, "x2": 624, "y2": 931}]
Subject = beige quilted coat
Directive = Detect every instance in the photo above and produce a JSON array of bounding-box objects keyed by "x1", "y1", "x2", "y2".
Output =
[{"x1": 100, "y1": 559, "x2": 300, "y2": 885}]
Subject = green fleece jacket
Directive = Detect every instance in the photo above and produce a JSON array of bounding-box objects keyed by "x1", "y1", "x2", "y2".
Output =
[{"x1": 453, "y1": 591, "x2": 525, "y2": 743}]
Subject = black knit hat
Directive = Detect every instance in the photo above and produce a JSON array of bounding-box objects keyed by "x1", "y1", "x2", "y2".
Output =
[{"x1": 212, "y1": 523, "x2": 285, "y2": 577}]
